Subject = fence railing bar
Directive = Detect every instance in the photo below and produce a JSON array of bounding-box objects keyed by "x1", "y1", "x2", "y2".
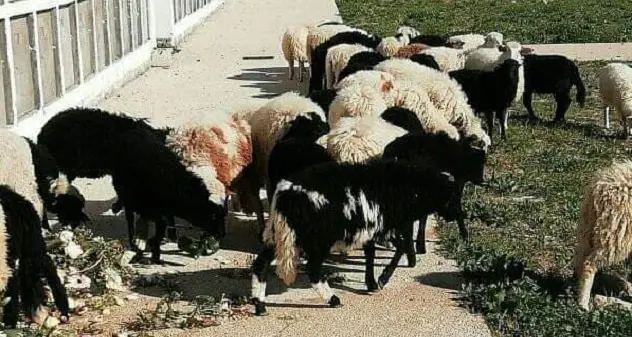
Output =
[
  {"x1": 103, "y1": 0, "x2": 112, "y2": 65},
  {"x1": 72, "y1": 0, "x2": 85, "y2": 83},
  {"x1": 117, "y1": 0, "x2": 124, "y2": 55},
  {"x1": 1, "y1": 0, "x2": 76, "y2": 20},
  {"x1": 130, "y1": 0, "x2": 137, "y2": 50},
  {"x1": 28, "y1": 11, "x2": 45, "y2": 111},
  {"x1": 89, "y1": 0, "x2": 99, "y2": 71},
  {"x1": 52, "y1": 5, "x2": 66, "y2": 96},
  {"x1": 3, "y1": 19, "x2": 17, "y2": 124}
]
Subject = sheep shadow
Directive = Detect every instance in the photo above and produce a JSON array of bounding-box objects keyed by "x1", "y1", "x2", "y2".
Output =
[
  {"x1": 510, "y1": 114, "x2": 612, "y2": 139},
  {"x1": 227, "y1": 66, "x2": 307, "y2": 99},
  {"x1": 415, "y1": 271, "x2": 464, "y2": 292}
]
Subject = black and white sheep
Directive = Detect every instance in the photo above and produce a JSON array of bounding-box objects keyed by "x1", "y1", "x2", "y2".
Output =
[
  {"x1": 522, "y1": 54, "x2": 586, "y2": 122},
  {"x1": 409, "y1": 54, "x2": 441, "y2": 71},
  {"x1": 337, "y1": 51, "x2": 387, "y2": 83},
  {"x1": 251, "y1": 159, "x2": 465, "y2": 315},
  {"x1": 449, "y1": 58, "x2": 521, "y2": 141},
  {"x1": 307, "y1": 89, "x2": 338, "y2": 115},
  {"x1": 0, "y1": 184, "x2": 70, "y2": 327}
]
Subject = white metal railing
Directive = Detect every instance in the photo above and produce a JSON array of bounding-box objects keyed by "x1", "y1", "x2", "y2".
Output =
[{"x1": 1, "y1": 0, "x2": 224, "y2": 133}]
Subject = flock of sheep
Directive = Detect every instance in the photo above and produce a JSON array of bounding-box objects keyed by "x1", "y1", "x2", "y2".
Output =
[{"x1": 2, "y1": 20, "x2": 632, "y2": 328}]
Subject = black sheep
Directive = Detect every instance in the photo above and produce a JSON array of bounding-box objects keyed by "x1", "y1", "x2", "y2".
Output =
[
  {"x1": 522, "y1": 54, "x2": 586, "y2": 122},
  {"x1": 337, "y1": 51, "x2": 387, "y2": 83},
  {"x1": 309, "y1": 31, "x2": 382, "y2": 93},
  {"x1": 380, "y1": 106, "x2": 426, "y2": 135},
  {"x1": 307, "y1": 89, "x2": 338, "y2": 117},
  {"x1": 409, "y1": 54, "x2": 441, "y2": 71},
  {"x1": 0, "y1": 185, "x2": 70, "y2": 327},
  {"x1": 449, "y1": 58, "x2": 521, "y2": 141}
]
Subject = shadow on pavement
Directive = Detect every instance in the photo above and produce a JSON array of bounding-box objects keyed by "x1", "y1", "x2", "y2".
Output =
[{"x1": 227, "y1": 66, "x2": 308, "y2": 98}]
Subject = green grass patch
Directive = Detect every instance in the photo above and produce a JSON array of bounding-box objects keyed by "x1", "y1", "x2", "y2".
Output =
[
  {"x1": 432, "y1": 61, "x2": 632, "y2": 336},
  {"x1": 336, "y1": 0, "x2": 632, "y2": 44}
]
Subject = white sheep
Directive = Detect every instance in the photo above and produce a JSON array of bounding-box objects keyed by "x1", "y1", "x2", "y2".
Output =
[
  {"x1": 599, "y1": 63, "x2": 632, "y2": 137},
  {"x1": 324, "y1": 115, "x2": 407, "y2": 163},
  {"x1": 447, "y1": 34, "x2": 485, "y2": 53},
  {"x1": 306, "y1": 24, "x2": 365, "y2": 62},
  {"x1": 484, "y1": 32, "x2": 504, "y2": 48},
  {"x1": 325, "y1": 43, "x2": 373, "y2": 89},
  {"x1": 328, "y1": 85, "x2": 390, "y2": 127},
  {"x1": 420, "y1": 47, "x2": 466, "y2": 72},
  {"x1": 376, "y1": 34, "x2": 410, "y2": 57},
  {"x1": 396, "y1": 25, "x2": 421, "y2": 40},
  {"x1": 334, "y1": 69, "x2": 397, "y2": 92},
  {"x1": 281, "y1": 25, "x2": 310, "y2": 82},
  {"x1": 574, "y1": 160, "x2": 632, "y2": 310},
  {"x1": 374, "y1": 58, "x2": 491, "y2": 149}
]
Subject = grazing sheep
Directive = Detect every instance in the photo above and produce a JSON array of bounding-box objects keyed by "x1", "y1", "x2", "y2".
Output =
[
  {"x1": 376, "y1": 33, "x2": 410, "y2": 57},
  {"x1": 410, "y1": 34, "x2": 449, "y2": 47},
  {"x1": 251, "y1": 159, "x2": 465, "y2": 315},
  {"x1": 599, "y1": 63, "x2": 632, "y2": 137},
  {"x1": 328, "y1": 85, "x2": 390, "y2": 126},
  {"x1": 267, "y1": 113, "x2": 333, "y2": 199},
  {"x1": 396, "y1": 25, "x2": 421, "y2": 40},
  {"x1": 337, "y1": 52, "x2": 388, "y2": 83},
  {"x1": 446, "y1": 34, "x2": 485, "y2": 53},
  {"x1": 484, "y1": 32, "x2": 504, "y2": 48},
  {"x1": 325, "y1": 43, "x2": 373, "y2": 89},
  {"x1": 306, "y1": 24, "x2": 364, "y2": 62},
  {"x1": 419, "y1": 47, "x2": 466, "y2": 72},
  {"x1": 0, "y1": 184, "x2": 70, "y2": 327},
  {"x1": 374, "y1": 59, "x2": 491, "y2": 149},
  {"x1": 309, "y1": 31, "x2": 382, "y2": 93},
  {"x1": 307, "y1": 89, "x2": 338, "y2": 115},
  {"x1": 380, "y1": 106, "x2": 425, "y2": 135},
  {"x1": 522, "y1": 54, "x2": 586, "y2": 122},
  {"x1": 449, "y1": 59, "x2": 522, "y2": 141},
  {"x1": 324, "y1": 115, "x2": 407, "y2": 163},
  {"x1": 574, "y1": 160, "x2": 632, "y2": 310},
  {"x1": 409, "y1": 54, "x2": 441, "y2": 71},
  {"x1": 281, "y1": 25, "x2": 310, "y2": 82},
  {"x1": 111, "y1": 127, "x2": 227, "y2": 264},
  {"x1": 393, "y1": 43, "x2": 431, "y2": 59}
]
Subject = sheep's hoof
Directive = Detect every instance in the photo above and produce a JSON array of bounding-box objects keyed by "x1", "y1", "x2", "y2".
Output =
[
  {"x1": 328, "y1": 295, "x2": 342, "y2": 307},
  {"x1": 366, "y1": 280, "x2": 380, "y2": 292},
  {"x1": 377, "y1": 276, "x2": 389, "y2": 290},
  {"x1": 406, "y1": 254, "x2": 417, "y2": 268},
  {"x1": 251, "y1": 298, "x2": 268, "y2": 316},
  {"x1": 415, "y1": 242, "x2": 426, "y2": 255}
]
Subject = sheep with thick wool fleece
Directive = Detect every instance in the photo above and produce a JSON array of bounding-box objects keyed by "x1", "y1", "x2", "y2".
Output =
[
  {"x1": 325, "y1": 43, "x2": 373, "y2": 89},
  {"x1": 327, "y1": 85, "x2": 390, "y2": 127},
  {"x1": 599, "y1": 63, "x2": 632, "y2": 138},
  {"x1": 446, "y1": 32, "x2": 504, "y2": 53},
  {"x1": 419, "y1": 47, "x2": 466, "y2": 72},
  {"x1": 374, "y1": 59, "x2": 491, "y2": 149},
  {"x1": 281, "y1": 25, "x2": 310, "y2": 82},
  {"x1": 306, "y1": 24, "x2": 367, "y2": 63},
  {"x1": 324, "y1": 115, "x2": 407, "y2": 164},
  {"x1": 393, "y1": 43, "x2": 431, "y2": 59},
  {"x1": 396, "y1": 25, "x2": 421, "y2": 40},
  {"x1": 335, "y1": 69, "x2": 396, "y2": 92},
  {"x1": 574, "y1": 160, "x2": 632, "y2": 310},
  {"x1": 376, "y1": 34, "x2": 410, "y2": 57}
]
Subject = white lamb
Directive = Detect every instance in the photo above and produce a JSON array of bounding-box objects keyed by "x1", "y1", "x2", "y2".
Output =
[
  {"x1": 328, "y1": 85, "x2": 390, "y2": 127},
  {"x1": 325, "y1": 43, "x2": 373, "y2": 89},
  {"x1": 419, "y1": 47, "x2": 466, "y2": 72},
  {"x1": 484, "y1": 32, "x2": 504, "y2": 48},
  {"x1": 375, "y1": 58, "x2": 491, "y2": 149},
  {"x1": 335, "y1": 70, "x2": 397, "y2": 93},
  {"x1": 599, "y1": 63, "x2": 632, "y2": 137},
  {"x1": 281, "y1": 25, "x2": 310, "y2": 81},
  {"x1": 324, "y1": 115, "x2": 407, "y2": 163},
  {"x1": 376, "y1": 34, "x2": 410, "y2": 57}
]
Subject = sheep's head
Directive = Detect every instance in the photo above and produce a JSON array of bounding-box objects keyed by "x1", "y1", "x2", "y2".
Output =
[
  {"x1": 461, "y1": 135, "x2": 488, "y2": 184},
  {"x1": 50, "y1": 185, "x2": 90, "y2": 229}
]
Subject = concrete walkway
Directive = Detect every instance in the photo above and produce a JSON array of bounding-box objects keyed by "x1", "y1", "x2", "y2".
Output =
[
  {"x1": 524, "y1": 43, "x2": 632, "y2": 61},
  {"x1": 65, "y1": 0, "x2": 493, "y2": 336}
]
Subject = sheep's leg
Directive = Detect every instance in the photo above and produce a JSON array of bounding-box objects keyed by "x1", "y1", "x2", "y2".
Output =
[
  {"x1": 404, "y1": 230, "x2": 416, "y2": 268},
  {"x1": 18, "y1": 258, "x2": 47, "y2": 325},
  {"x1": 497, "y1": 110, "x2": 508, "y2": 140},
  {"x1": 363, "y1": 240, "x2": 379, "y2": 292},
  {"x1": 377, "y1": 238, "x2": 406, "y2": 289},
  {"x1": 148, "y1": 217, "x2": 168, "y2": 264},
  {"x1": 415, "y1": 215, "x2": 429, "y2": 254},
  {"x1": 2, "y1": 261, "x2": 20, "y2": 327},
  {"x1": 603, "y1": 106, "x2": 611, "y2": 129},
  {"x1": 123, "y1": 207, "x2": 141, "y2": 254},
  {"x1": 165, "y1": 215, "x2": 177, "y2": 242},
  {"x1": 523, "y1": 90, "x2": 538, "y2": 119},
  {"x1": 484, "y1": 110, "x2": 494, "y2": 144},
  {"x1": 298, "y1": 62, "x2": 306, "y2": 82},
  {"x1": 288, "y1": 59, "x2": 295, "y2": 80},
  {"x1": 41, "y1": 210, "x2": 51, "y2": 230},
  {"x1": 553, "y1": 92, "x2": 571, "y2": 122},
  {"x1": 307, "y1": 255, "x2": 342, "y2": 307},
  {"x1": 41, "y1": 253, "x2": 70, "y2": 322},
  {"x1": 577, "y1": 258, "x2": 598, "y2": 311},
  {"x1": 251, "y1": 245, "x2": 274, "y2": 315},
  {"x1": 624, "y1": 115, "x2": 630, "y2": 139}
]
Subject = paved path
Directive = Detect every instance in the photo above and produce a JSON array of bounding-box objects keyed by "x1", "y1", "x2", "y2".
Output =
[
  {"x1": 524, "y1": 43, "x2": 632, "y2": 61},
  {"x1": 67, "y1": 0, "x2": 492, "y2": 336}
]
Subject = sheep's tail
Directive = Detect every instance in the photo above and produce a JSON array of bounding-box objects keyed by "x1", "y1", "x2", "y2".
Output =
[
  {"x1": 264, "y1": 189, "x2": 299, "y2": 285},
  {"x1": 572, "y1": 65, "x2": 586, "y2": 108}
]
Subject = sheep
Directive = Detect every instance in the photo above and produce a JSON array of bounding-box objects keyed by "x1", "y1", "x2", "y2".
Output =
[
  {"x1": 409, "y1": 54, "x2": 441, "y2": 71},
  {"x1": 449, "y1": 59, "x2": 522, "y2": 141},
  {"x1": 306, "y1": 24, "x2": 365, "y2": 63},
  {"x1": 0, "y1": 129, "x2": 88, "y2": 230},
  {"x1": 376, "y1": 33, "x2": 410, "y2": 57},
  {"x1": 240, "y1": 92, "x2": 327, "y2": 230},
  {"x1": 0, "y1": 184, "x2": 70, "y2": 327},
  {"x1": 446, "y1": 34, "x2": 485, "y2": 53},
  {"x1": 396, "y1": 25, "x2": 421, "y2": 40},
  {"x1": 335, "y1": 70, "x2": 396, "y2": 93},
  {"x1": 374, "y1": 59, "x2": 491, "y2": 149},
  {"x1": 336, "y1": 52, "x2": 388, "y2": 83},
  {"x1": 281, "y1": 25, "x2": 310, "y2": 82},
  {"x1": 251, "y1": 159, "x2": 466, "y2": 315},
  {"x1": 599, "y1": 63, "x2": 632, "y2": 137},
  {"x1": 419, "y1": 47, "x2": 466, "y2": 72},
  {"x1": 267, "y1": 113, "x2": 333, "y2": 199},
  {"x1": 484, "y1": 32, "x2": 504, "y2": 48},
  {"x1": 522, "y1": 54, "x2": 586, "y2": 122},
  {"x1": 393, "y1": 43, "x2": 431, "y2": 59},
  {"x1": 410, "y1": 34, "x2": 449, "y2": 47},
  {"x1": 325, "y1": 43, "x2": 373, "y2": 89},
  {"x1": 110, "y1": 127, "x2": 227, "y2": 264},
  {"x1": 309, "y1": 31, "x2": 382, "y2": 93},
  {"x1": 380, "y1": 106, "x2": 426, "y2": 135},
  {"x1": 327, "y1": 85, "x2": 390, "y2": 127},
  {"x1": 574, "y1": 160, "x2": 632, "y2": 310},
  {"x1": 324, "y1": 115, "x2": 407, "y2": 164},
  {"x1": 307, "y1": 89, "x2": 338, "y2": 115}
]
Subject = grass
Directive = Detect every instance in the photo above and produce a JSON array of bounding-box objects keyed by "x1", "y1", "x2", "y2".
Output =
[
  {"x1": 431, "y1": 61, "x2": 632, "y2": 336},
  {"x1": 336, "y1": 0, "x2": 632, "y2": 44}
]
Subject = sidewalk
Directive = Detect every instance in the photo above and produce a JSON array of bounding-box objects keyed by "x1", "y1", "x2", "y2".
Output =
[
  {"x1": 67, "y1": 0, "x2": 492, "y2": 336},
  {"x1": 524, "y1": 43, "x2": 632, "y2": 61}
]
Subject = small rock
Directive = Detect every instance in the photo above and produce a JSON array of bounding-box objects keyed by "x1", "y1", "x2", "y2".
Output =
[
  {"x1": 125, "y1": 294, "x2": 139, "y2": 301},
  {"x1": 104, "y1": 268, "x2": 125, "y2": 292},
  {"x1": 113, "y1": 296, "x2": 125, "y2": 306},
  {"x1": 43, "y1": 316, "x2": 60, "y2": 329},
  {"x1": 594, "y1": 294, "x2": 632, "y2": 310},
  {"x1": 120, "y1": 251, "x2": 137, "y2": 267},
  {"x1": 102, "y1": 309, "x2": 111, "y2": 315},
  {"x1": 66, "y1": 275, "x2": 92, "y2": 289}
]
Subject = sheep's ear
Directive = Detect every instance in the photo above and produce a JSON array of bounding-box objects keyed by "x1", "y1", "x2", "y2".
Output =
[
  {"x1": 520, "y1": 47, "x2": 534, "y2": 55},
  {"x1": 498, "y1": 45, "x2": 509, "y2": 52},
  {"x1": 440, "y1": 171, "x2": 456, "y2": 183}
]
